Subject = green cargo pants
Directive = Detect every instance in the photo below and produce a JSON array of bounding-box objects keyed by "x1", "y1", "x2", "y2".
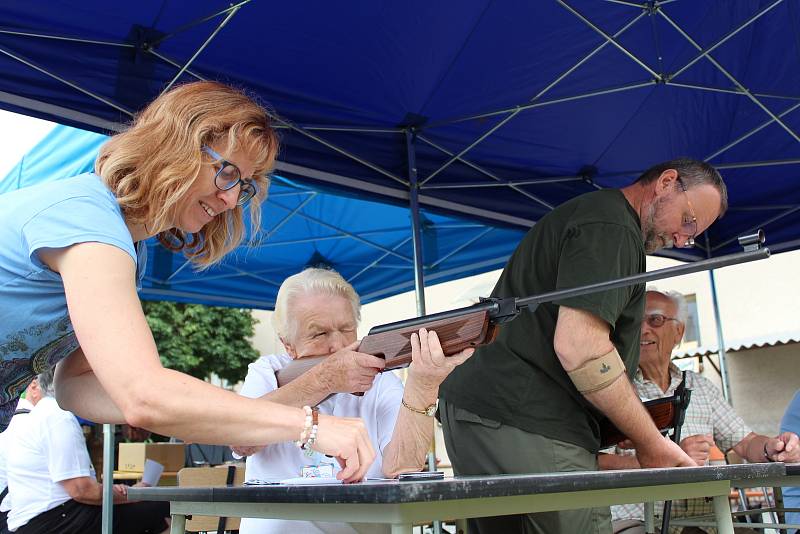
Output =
[{"x1": 439, "y1": 399, "x2": 612, "y2": 534}]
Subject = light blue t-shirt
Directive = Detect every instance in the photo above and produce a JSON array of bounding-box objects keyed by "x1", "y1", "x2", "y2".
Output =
[
  {"x1": 781, "y1": 389, "x2": 800, "y2": 533},
  {"x1": 0, "y1": 173, "x2": 146, "y2": 430}
]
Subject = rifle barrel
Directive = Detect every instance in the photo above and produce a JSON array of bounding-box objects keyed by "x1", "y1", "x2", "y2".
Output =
[
  {"x1": 367, "y1": 246, "x2": 770, "y2": 335},
  {"x1": 516, "y1": 247, "x2": 769, "y2": 311}
]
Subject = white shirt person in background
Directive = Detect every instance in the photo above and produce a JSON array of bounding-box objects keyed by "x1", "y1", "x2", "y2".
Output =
[
  {"x1": 0, "y1": 378, "x2": 42, "y2": 532},
  {"x1": 233, "y1": 267, "x2": 474, "y2": 534},
  {"x1": 4, "y1": 368, "x2": 170, "y2": 534}
]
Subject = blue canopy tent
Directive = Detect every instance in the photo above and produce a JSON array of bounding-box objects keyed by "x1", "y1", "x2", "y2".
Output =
[
  {"x1": 1, "y1": 1, "x2": 798, "y2": 261},
  {"x1": 1, "y1": 1, "x2": 798, "y2": 529}
]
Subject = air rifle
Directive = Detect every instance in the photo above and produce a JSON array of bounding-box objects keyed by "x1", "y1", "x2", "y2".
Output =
[{"x1": 277, "y1": 231, "x2": 768, "y2": 388}]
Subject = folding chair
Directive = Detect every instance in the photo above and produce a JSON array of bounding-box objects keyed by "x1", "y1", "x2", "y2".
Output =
[{"x1": 177, "y1": 464, "x2": 245, "y2": 534}]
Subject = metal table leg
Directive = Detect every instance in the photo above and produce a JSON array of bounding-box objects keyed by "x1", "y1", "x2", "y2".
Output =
[
  {"x1": 644, "y1": 501, "x2": 655, "y2": 533},
  {"x1": 170, "y1": 513, "x2": 186, "y2": 534},
  {"x1": 713, "y1": 494, "x2": 735, "y2": 534}
]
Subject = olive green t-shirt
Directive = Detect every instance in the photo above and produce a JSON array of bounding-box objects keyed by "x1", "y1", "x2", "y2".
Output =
[{"x1": 439, "y1": 189, "x2": 646, "y2": 452}]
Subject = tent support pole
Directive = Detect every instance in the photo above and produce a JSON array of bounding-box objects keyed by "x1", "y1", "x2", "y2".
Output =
[
  {"x1": 709, "y1": 270, "x2": 732, "y2": 404},
  {"x1": 102, "y1": 423, "x2": 115, "y2": 534},
  {"x1": 407, "y1": 127, "x2": 439, "y2": 531},
  {"x1": 406, "y1": 129, "x2": 426, "y2": 317}
]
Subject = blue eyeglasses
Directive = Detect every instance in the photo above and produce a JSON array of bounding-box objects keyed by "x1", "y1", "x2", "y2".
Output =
[{"x1": 202, "y1": 146, "x2": 257, "y2": 206}]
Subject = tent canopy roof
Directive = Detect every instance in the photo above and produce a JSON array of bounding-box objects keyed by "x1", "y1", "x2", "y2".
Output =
[{"x1": 0, "y1": 1, "x2": 798, "y2": 267}]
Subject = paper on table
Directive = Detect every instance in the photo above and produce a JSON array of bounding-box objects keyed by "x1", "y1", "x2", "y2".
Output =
[
  {"x1": 280, "y1": 476, "x2": 342, "y2": 485},
  {"x1": 244, "y1": 476, "x2": 342, "y2": 486},
  {"x1": 142, "y1": 459, "x2": 164, "y2": 486}
]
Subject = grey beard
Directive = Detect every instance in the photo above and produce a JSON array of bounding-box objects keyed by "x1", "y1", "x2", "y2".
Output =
[{"x1": 642, "y1": 201, "x2": 674, "y2": 253}]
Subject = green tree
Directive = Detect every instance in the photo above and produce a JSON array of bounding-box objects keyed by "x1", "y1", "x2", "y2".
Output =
[{"x1": 142, "y1": 300, "x2": 259, "y2": 384}]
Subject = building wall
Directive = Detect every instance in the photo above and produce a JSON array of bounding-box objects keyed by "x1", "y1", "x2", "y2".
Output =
[
  {"x1": 250, "y1": 309, "x2": 282, "y2": 357},
  {"x1": 724, "y1": 343, "x2": 800, "y2": 436},
  {"x1": 646, "y1": 248, "x2": 800, "y2": 353}
]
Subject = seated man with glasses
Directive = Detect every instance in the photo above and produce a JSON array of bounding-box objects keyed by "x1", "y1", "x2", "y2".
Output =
[{"x1": 601, "y1": 288, "x2": 800, "y2": 534}]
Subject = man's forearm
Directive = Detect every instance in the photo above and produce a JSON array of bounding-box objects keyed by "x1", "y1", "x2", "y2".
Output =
[
  {"x1": 381, "y1": 383, "x2": 436, "y2": 478},
  {"x1": 554, "y1": 307, "x2": 691, "y2": 468},
  {"x1": 71, "y1": 482, "x2": 102, "y2": 506},
  {"x1": 584, "y1": 375, "x2": 664, "y2": 450},
  {"x1": 62, "y1": 479, "x2": 126, "y2": 506},
  {"x1": 598, "y1": 452, "x2": 641, "y2": 470}
]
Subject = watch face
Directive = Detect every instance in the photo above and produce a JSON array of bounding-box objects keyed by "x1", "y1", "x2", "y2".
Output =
[{"x1": 424, "y1": 404, "x2": 437, "y2": 417}]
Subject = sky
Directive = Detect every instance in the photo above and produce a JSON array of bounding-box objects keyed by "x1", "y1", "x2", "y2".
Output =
[{"x1": 0, "y1": 109, "x2": 56, "y2": 179}]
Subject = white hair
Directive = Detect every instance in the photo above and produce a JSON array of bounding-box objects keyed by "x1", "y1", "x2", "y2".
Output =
[
  {"x1": 36, "y1": 367, "x2": 56, "y2": 398},
  {"x1": 646, "y1": 286, "x2": 688, "y2": 324},
  {"x1": 272, "y1": 267, "x2": 361, "y2": 343}
]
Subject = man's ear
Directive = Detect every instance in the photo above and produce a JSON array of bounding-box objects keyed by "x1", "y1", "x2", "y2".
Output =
[
  {"x1": 675, "y1": 322, "x2": 686, "y2": 346},
  {"x1": 280, "y1": 337, "x2": 297, "y2": 358},
  {"x1": 654, "y1": 168, "x2": 679, "y2": 199}
]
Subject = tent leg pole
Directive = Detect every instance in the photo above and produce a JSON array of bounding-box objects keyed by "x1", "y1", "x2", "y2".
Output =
[
  {"x1": 102, "y1": 423, "x2": 115, "y2": 534},
  {"x1": 407, "y1": 128, "x2": 440, "y2": 533},
  {"x1": 407, "y1": 129, "x2": 426, "y2": 317},
  {"x1": 709, "y1": 269, "x2": 732, "y2": 404}
]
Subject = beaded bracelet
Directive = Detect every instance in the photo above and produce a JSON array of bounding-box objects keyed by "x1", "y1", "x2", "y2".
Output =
[
  {"x1": 303, "y1": 407, "x2": 320, "y2": 455},
  {"x1": 294, "y1": 405, "x2": 313, "y2": 448}
]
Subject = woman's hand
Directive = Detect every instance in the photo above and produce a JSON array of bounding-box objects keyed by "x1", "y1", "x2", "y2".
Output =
[{"x1": 312, "y1": 414, "x2": 376, "y2": 483}]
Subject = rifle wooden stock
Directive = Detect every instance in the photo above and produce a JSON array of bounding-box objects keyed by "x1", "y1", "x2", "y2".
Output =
[
  {"x1": 599, "y1": 374, "x2": 692, "y2": 449},
  {"x1": 276, "y1": 309, "x2": 498, "y2": 389},
  {"x1": 599, "y1": 396, "x2": 677, "y2": 448}
]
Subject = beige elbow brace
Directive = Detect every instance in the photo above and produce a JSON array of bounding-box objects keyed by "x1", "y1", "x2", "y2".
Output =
[{"x1": 567, "y1": 348, "x2": 625, "y2": 394}]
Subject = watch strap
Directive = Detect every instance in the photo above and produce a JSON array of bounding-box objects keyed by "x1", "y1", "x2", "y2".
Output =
[{"x1": 401, "y1": 398, "x2": 436, "y2": 417}]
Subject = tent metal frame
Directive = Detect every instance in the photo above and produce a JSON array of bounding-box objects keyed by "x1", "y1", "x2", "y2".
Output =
[
  {"x1": 3, "y1": 2, "x2": 799, "y2": 530},
  {"x1": 0, "y1": 1, "x2": 796, "y2": 229}
]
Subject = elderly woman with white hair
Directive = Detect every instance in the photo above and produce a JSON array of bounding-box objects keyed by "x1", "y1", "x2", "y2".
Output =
[{"x1": 234, "y1": 267, "x2": 473, "y2": 534}]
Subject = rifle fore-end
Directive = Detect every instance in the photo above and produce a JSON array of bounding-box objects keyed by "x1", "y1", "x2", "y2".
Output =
[
  {"x1": 275, "y1": 310, "x2": 498, "y2": 389},
  {"x1": 359, "y1": 309, "x2": 497, "y2": 369}
]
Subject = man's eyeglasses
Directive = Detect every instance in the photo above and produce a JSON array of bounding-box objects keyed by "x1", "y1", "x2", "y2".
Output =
[
  {"x1": 676, "y1": 176, "x2": 697, "y2": 248},
  {"x1": 644, "y1": 313, "x2": 681, "y2": 328},
  {"x1": 202, "y1": 146, "x2": 257, "y2": 206}
]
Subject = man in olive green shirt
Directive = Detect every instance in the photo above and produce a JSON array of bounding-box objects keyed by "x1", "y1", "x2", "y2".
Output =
[{"x1": 439, "y1": 158, "x2": 728, "y2": 534}]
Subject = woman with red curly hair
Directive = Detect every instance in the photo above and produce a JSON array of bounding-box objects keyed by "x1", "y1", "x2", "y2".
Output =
[{"x1": 0, "y1": 81, "x2": 374, "y2": 482}]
